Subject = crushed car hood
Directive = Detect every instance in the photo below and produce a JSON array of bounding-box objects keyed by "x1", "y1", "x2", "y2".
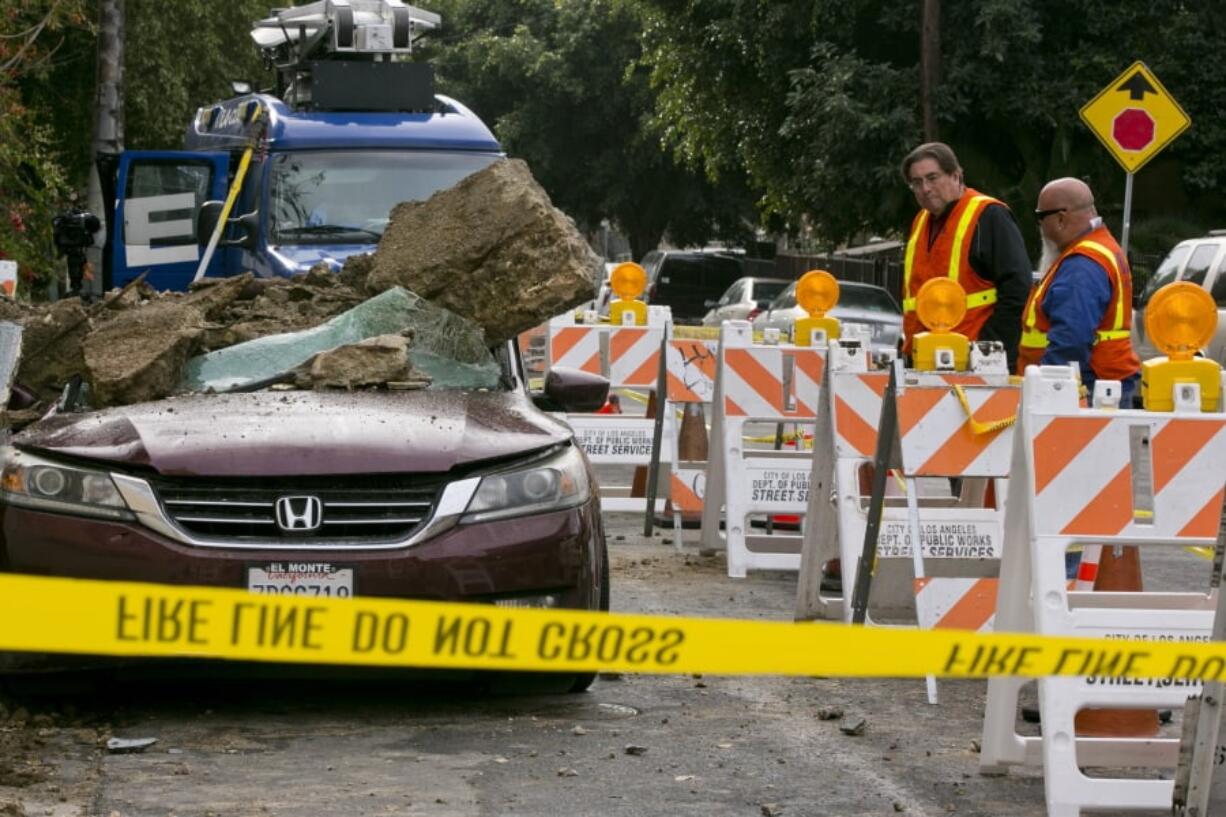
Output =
[{"x1": 15, "y1": 390, "x2": 572, "y2": 477}]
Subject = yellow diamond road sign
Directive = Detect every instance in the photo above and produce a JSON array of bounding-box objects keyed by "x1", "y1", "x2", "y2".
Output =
[{"x1": 1080, "y1": 61, "x2": 1191, "y2": 174}]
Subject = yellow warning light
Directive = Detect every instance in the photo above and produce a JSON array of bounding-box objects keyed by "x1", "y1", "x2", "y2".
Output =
[
  {"x1": 796, "y1": 270, "x2": 839, "y2": 317},
  {"x1": 610, "y1": 262, "x2": 647, "y2": 300},
  {"x1": 1145, "y1": 281, "x2": 1217, "y2": 361},
  {"x1": 915, "y1": 278, "x2": 967, "y2": 333}
]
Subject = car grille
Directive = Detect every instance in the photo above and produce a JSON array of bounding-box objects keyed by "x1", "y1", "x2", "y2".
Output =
[{"x1": 150, "y1": 474, "x2": 444, "y2": 545}]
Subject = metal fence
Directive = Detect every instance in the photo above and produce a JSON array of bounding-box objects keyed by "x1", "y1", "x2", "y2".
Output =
[{"x1": 746, "y1": 251, "x2": 905, "y2": 300}]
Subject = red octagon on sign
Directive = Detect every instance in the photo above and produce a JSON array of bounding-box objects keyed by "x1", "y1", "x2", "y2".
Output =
[{"x1": 1113, "y1": 108, "x2": 1155, "y2": 151}]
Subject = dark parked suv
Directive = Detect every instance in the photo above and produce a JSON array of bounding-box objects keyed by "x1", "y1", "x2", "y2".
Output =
[
  {"x1": 640, "y1": 250, "x2": 745, "y2": 324},
  {"x1": 0, "y1": 342, "x2": 610, "y2": 690}
]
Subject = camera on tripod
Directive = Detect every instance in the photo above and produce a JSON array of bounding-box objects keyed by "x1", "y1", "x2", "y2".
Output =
[{"x1": 51, "y1": 202, "x2": 101, "y2": 297}]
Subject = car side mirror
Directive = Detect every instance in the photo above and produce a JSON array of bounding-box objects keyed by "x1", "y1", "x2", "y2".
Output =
[
  {"x1": 197, "y1": 201, "x2": 259, "y2": 251},
  {"x1": 535, "y1": 367, "x2": 609, "y2": 413},
  {"x1": 704, "y1": 299, "x2": 717, "y2": 308}
]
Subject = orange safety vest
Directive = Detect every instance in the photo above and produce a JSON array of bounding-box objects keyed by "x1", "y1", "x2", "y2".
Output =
[
  {"x1": 1016, "y1": 225, "x2": 1140, "y2": 381},
  {"x1": 901, "y1": 189, "x2": 1002, "y2": 353}
]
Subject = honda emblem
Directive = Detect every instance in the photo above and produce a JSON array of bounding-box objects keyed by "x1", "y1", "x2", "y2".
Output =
[{"x1": 275, "y1": 495, "x2": 323, "y2": 533}]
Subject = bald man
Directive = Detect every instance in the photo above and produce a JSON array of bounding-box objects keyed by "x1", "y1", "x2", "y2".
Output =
[{"x1": 1018, "y1": 178, "x2": 1140, "y2": 400}]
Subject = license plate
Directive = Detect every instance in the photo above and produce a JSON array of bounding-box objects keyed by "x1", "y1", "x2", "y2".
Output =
[{"x1": 247, "y1": 563, "x2": 354, "y2": 598}]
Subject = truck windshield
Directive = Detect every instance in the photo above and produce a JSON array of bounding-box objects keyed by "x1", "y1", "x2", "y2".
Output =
[{"x1": 270, "y1": 150, "x2": 500, "y2": 243}]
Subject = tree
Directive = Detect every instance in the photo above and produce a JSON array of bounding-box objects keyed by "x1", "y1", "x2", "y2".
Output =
[
  {"x1": 422, "y1": 0, "x2": 755, "y2": 258},
  {"x1": 84, "y1": 0, "x2": 123, "y2": 293},
  {"x1": 0, "y1": 0, "x2": 93, "y2": 293},
  {"x1": 123, "y1": 0, "x2": 268, "y2": 150},
  {"x1": 634, "y1": 0, "x2": 1226, "y2": 255}
]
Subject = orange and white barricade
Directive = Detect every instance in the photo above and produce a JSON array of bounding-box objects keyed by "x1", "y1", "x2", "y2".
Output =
[
  {"x1": 979, "y1": 363, "x2": 1226, "y2": 816},
  {"x1": 795, "y1": 342, "x2": 1015, "y2": 643},
  {"x1": 662, "y1": 338, "x2": 718, "y2": 532},
  {"x1": 699, "y1": 321, "x2": 825, "y2": 577},
  {"x1": 547, "y1": 306, "x2": 673, "y2": 512}
]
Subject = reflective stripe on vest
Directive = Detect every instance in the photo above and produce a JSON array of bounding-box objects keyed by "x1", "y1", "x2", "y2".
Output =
[
  {"x1": 1020, "y1": 328, "x2": 1131, "y2": 349},
  {"x1": 902, "y1": 195, "x2": 997, "y2": 313},
  {"x1": 1020, "y1": 237, "x2": 1129, "y2": 349}
]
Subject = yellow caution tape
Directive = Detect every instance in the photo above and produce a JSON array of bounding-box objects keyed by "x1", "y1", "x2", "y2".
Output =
[
  {"x1": 614, "y1": 389, "x2": 808, "y2": 446},
  {"x1": 3, "y1": 573, "x2": 1226, "y2": 681},
  {"x1": 1186, "y1": 546, "x2": 1215, "y2": 561},
  {"x1": 672, "y1": 326, "x2": 768, "y2": 344},
  {"x1": 951, "y1": 384, "x2": 1016, "y2": 435}
]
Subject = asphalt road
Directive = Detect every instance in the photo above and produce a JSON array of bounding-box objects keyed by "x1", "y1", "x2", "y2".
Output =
[{"x1": 0, "y1": 511, "x2": 1207, "y2": 817}]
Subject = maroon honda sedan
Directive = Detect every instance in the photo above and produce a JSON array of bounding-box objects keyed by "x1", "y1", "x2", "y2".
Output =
[{"x1": 0, "y1": 343, "x2": 610, "y2": 690}]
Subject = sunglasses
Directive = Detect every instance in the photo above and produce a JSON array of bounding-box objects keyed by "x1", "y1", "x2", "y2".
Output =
[{"x1": 1034, "y1": 207, "x2": 1066, "y2": 221}]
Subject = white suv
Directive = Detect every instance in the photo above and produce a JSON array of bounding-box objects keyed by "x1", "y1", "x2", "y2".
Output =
[{"x1": 1132, "y1": 230, "x2": 1226, "y2": 361}]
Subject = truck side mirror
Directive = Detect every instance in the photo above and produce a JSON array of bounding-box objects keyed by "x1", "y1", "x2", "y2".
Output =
[
  {"x1": 197, "y1": 201, "x2": 259, "y2": 252},
  {"x1": 196, "y1": 201, "x2": 224, "y2": 246}
]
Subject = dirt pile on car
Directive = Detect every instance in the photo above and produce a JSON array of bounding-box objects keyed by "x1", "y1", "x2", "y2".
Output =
[{"x1": 6, "y1": 271, "x2": 371, "y2": 410}]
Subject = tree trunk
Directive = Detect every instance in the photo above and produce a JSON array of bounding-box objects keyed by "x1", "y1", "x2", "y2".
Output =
[
  {"x1": 919, "y1": 0, "x2": 940, "y2": 141},
  {"x1": 86, "y1": 0, "x2": 124, "y2": 297}
]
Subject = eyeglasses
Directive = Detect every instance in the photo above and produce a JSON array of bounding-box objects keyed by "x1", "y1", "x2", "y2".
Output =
[
  {"x1": 907, "y1": 172, "x2": 946, "y2": 192},
  {"x1": 1034, "y1": 207, "x2": 1067, "y2": 221}
]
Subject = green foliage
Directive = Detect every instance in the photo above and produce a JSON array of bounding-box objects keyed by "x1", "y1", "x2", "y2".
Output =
[
  {"x1": 634, "y1": 0, "x2": 1226, "y2": 252},
  {"x1": 0, "y1": 0, "x2": 93, "y2": 294},
  {"x1": 422, "y1": 0, "x2": 755, "y2": 257},
  {"x1": 125, "y1": 0, "x2": 269, "y2": 150}
]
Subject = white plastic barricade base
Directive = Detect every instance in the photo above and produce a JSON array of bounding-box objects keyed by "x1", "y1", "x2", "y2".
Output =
[
  {"x1": 700, "y1": 321, "x2": 824, "y2": 578},
  {"x1": 796, "y1": 343, "x2": 1013, "y2": 628},
  {"x1": 979, "y1": 364, "x2": 1226, "y2": 816}
]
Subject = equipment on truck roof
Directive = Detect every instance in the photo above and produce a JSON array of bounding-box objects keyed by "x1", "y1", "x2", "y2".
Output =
[{"x1": 252, "y1": 0, "x2": 441, "y2": 111}]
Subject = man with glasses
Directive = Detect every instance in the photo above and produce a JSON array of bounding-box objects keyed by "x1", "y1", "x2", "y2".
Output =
[
  {"x1": 900, "y1": 142, "x2": 1032, "y2": 370},
  {"x1": 1018, "y1": 177, "x2": 1140, "y2": 402}
]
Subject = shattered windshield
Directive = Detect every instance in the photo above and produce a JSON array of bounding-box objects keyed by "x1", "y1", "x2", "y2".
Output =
[
  {"x1": 182, "y1": 287, "x2": 503, "y2": 393},
  {"x1": 270, "y1": 150, "x2": 501, "y2": 243}
]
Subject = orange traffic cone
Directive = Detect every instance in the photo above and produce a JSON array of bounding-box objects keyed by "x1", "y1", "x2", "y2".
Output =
[{"x1": 1073, "y1": 545, "x2": 1160, "y2": 737}]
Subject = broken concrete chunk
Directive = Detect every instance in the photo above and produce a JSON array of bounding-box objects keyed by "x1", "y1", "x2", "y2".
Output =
[
  {"x1": 303, "y1": 334, "x2": 416, "y2": 389},
  {"x1": 366, "y1": 159, "x2": 600, "y2": 345},
  {"x1": 17, "y1": 299, "x2": 90, "y2": 403},
  {"x1": 84, "y1": 299, "x2": 208, "y2": 407},
  {"x1": 105, "y1": 736, "x2": 158, "y2": 754},
  {"x1": 838, "y1": 717, "x2": 867, "y2": 736},
  {"x1": 815, "y1": 705, "x2": 844, "y2": 721}
]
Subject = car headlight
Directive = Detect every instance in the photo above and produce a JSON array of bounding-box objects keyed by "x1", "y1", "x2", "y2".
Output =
[
  {"x1": 462, "y1": 445, "x2": 590, "y2": 524},
  {"x1": 0, "y1": 447, "x2": 133, "y2": 521}
]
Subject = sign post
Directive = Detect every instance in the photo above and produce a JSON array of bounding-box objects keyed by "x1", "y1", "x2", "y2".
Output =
[{"x1": 1079, "y1": 61, "x2": 1191, "y2": 256}]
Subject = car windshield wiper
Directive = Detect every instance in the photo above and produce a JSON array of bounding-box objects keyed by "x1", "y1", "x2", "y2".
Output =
[{"x1": 279, "y1": 224, "x2": 382, "y2": 240}]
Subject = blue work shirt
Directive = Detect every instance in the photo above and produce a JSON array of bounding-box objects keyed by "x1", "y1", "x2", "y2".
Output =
[{"x1": 1040, "y1": 255, "x2": 1139, "y2": 403}]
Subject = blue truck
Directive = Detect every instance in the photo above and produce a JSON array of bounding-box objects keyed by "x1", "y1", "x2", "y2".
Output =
[{"x1": 105, "y1": 0, "x2": 503, "y2": 292}]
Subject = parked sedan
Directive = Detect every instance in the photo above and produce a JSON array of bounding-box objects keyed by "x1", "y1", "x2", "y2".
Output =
[
  {"x1": 752, "y1": 279, "x2": 902, "y2": 352},
  {"x1": 700, "y1": 277, "x2": 791, "y2": 326},
  {"x1": 0, "y1": 341, "x2": 610, "y2": 691}
]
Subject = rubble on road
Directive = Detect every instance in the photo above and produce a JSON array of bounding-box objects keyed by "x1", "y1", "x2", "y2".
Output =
[{"x1": 0, "y1": 157, "x2": 594, "y2": 420}]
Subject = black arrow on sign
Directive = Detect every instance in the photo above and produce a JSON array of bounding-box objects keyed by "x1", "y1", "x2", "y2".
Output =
[{"x1": 1117, "y1": 71, "x2": 1157, "y2": 101}]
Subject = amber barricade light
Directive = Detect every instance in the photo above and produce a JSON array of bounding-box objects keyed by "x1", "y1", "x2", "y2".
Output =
[
  {"x1": 607, "y1": 262, "x2": 649, "y2": 326},
  {"x1": 792, "y1": 270, "x2": 841, "y2": 347},
  {"x1": 1141, "y1": 281, "x2": 1221, "y2": 411},
  {"x1": 912, "y1": 278, "x2": 970, "y2": 371}
]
